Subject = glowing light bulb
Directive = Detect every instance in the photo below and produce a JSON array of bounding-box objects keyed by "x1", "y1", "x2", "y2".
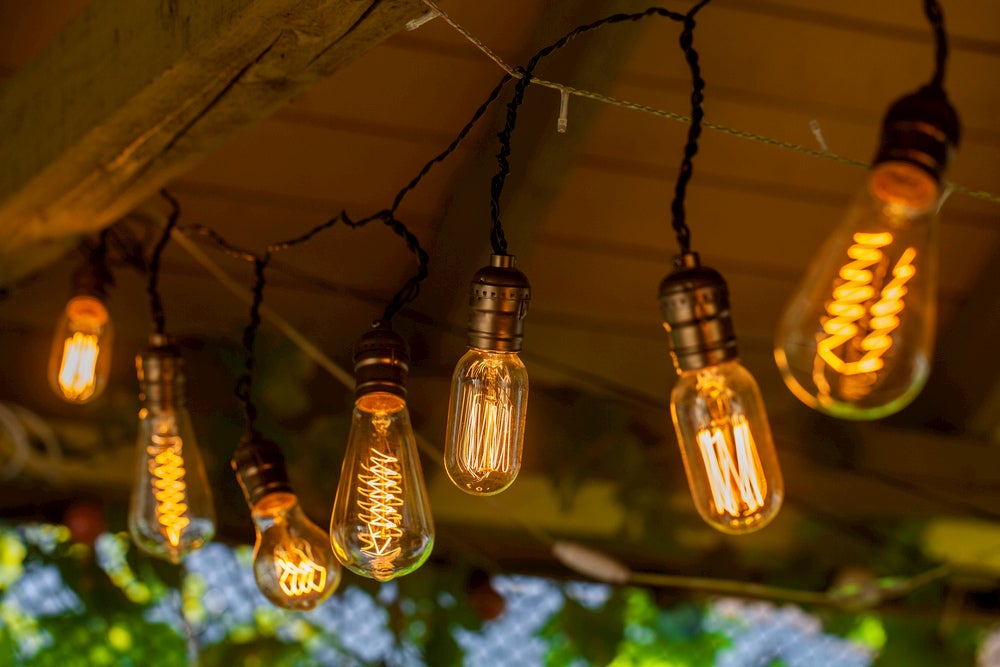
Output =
[
  {"x1": 330, "y1": 323, "x2": 433, "y2": 582},
  {"x1": 233, "y1": 437, "x2": 340, "y2": 610},
  {"x1": 128, "y1": 335, "x2": 215, "y2": 563},
  {"x1": 775, "y1": 87, "x2": 960, "y2": 419},
  {"x1": 48, "y1": 295, "x2": 113, "y2": 403},
  {"x1": 660, "y1": 253, "x2": 783, "y2": 534},
  {"x1": 445, "y1": 255, "x2": 530, "y2": 495}
]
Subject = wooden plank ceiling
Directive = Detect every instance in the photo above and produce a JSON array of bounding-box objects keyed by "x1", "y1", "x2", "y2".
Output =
[{"x1": 0, "y1": 0, "x2": 998, "y2": 582}]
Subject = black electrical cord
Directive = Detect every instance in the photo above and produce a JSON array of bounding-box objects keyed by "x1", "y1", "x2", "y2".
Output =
[
  {"x1": 146, "y1": 190, "x2": 181, "y2": 334},
  {"x1": 923, "y1": 0, "x2": 947, "y2": 90},
  {"x1": 235, "y1": 253, "x2": 271, "y2": 438}
]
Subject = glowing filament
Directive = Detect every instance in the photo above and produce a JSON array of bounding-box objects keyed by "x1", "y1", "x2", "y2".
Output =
[
  {"x1": 58, "y1": 332, "x2": 100, "y2": 400},
  {"x1": 696, "y1": 415, "x2": 766, "y2": 517},
  {"x1": 454, "y1": 361, "x2": 514, "y2": 481},
  {"x1": 274, "y1": 540, "x2": 327, "y2": 597},
  {"x1": 148, "y1": 433, "x2": 189, "y2": 547},
  {"x1": 817, "y1": 233, "x2": 916, "y2": 377},
  {"x1": 357, "y1": 446, "x2": 403, "y2": 562}
]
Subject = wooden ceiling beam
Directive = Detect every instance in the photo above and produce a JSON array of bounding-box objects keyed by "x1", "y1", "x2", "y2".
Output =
[{"x1": 0, "y1": 0, "x2": 423, "y2": 287}]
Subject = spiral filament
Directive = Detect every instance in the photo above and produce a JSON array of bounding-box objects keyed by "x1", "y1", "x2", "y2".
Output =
[
  {"x1": 274, "y1": 540, "x2": 327, "y2": 597},
  {"x1": 696, "y1": 414, "x2": 766, "y2": 518},
  {"x1": 57, "y1": 332, "x2": 100, "y2": 400},
  {"x1": 357, "y1": 432, "x2": 403, "y2": 565},
  {"x1": 147, "y1": 433, "x2": 190, "y2": 547},
  {"x1": 816, "y1": 232, "x2": 917, "y2": 389},
  {"x1": 453, "y1": 357, "x2": 515, "y2": 481}
]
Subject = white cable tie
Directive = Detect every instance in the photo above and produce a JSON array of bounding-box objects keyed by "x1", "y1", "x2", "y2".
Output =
[
  {"x1": 406, "y1": 9, "x2": 440, "y2": 31},
  {"x1": 557, "y1": 87, "x2": 570, "y2": 133},
  {"x1": 552, "y1": 540, "x2": 631, "y2": 584},
  {"x1": 809, "y1": 119, "x2": 829, "y2": 153}
]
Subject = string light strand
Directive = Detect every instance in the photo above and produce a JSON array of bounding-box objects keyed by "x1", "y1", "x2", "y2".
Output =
[{"x1": 147, "y1": 190, "x2": 181, "y2": 334}]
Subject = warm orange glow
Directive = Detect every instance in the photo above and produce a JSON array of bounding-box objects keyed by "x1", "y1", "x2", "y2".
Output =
[
  {"x1": 274, "y1": 540, "x2": 328, "y2": 597},
  {"x1": 148, "y1": 433, "x2": 189, "y2": 547},
  {"x1": 357, "y1": 411, "x2": 404, "y2": 567},
  {"x1": 817, "y1": 232, "x2": 917, "y2": 382},
  {"x1": 870, "y1": 161, "x2": 938, "y2": 211},
  {"x1": 57, "y1": 332, "x2": 100, "y2": 400},
  {"x1": 696, "y1": 415, "x2": 766, "y2": 518}
]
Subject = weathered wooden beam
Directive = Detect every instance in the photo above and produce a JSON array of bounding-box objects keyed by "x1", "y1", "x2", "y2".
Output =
[{"x1": 0, "y1": 0, "x2": 422, "y2": 286}]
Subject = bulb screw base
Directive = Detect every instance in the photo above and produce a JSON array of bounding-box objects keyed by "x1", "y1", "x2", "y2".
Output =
[
  {"x1": 353, "y1": 321, "x2": 409, "y2": 400},
  {"x1": 232, "y1": 436, "x2": 293, "y2": 506},
  {"x1": 658, "y1": 252, "x2": 739, "y2": 372},
  {"x1": 873, "y1": 85, "x2": 960, "y2": 183},
  {"x1": 467, "y1": 254, "x2": 531, "y2": 352},
  {"x1": 136, "y1": 334, "x2": 186, "y2": 410}
]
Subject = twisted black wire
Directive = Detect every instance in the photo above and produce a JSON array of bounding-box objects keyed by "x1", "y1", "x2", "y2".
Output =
[
  {"x1": 235, "y1": 252, "x2": 271, "y2": 437},
  {"x1": 669, "y1": 0, "x2": 711, "y2": 256},
  {"x1": 923, "y1": 0, "x2": 947, "y2": 90},
  {"x1": 147, "y1": 190, "x2": 181, "y2": 334},
  {"x1": 489, "y1": 7, "x2": 687, "y2": 256}
]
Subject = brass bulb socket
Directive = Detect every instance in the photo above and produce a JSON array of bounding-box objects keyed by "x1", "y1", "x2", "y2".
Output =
[
  {"x1": 658, "y1": 252, "x2": 739, "y2": 372},
  {"x1": 136, "y1": 334, "x2": 186, "y2": 410},
  {"x1": 232, "y1": 436, "x2": 292, "y2": 507},
  {"x1": 467, "y1": 254, "x2": 531, "y2": 352},
  {"x1": 873, "y1": 86, "x2": 960, "y2": 184},
  {"x1": 353, "y1": 321, "x2": 409, "y2": 400}
]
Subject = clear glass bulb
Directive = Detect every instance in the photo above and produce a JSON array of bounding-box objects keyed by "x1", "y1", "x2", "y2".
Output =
[
  {"x1": 47, "y1": 295, "x2": 113, "y2": 403},
  {"x1": 671, "y1": 359, "x2": 783, "y2": 534},
  {"x1": 444, "y1": 348, "x2": 528, "y2": 495},
  {"x1": 252, "y1": 491, "x2": 341, "y2": 610},
  {"x1": 128, "y1": 407, "x2": 216, "y2": 562},
  {"x1": 775, "y1": 162, "x2": 941, "y2": 419},
  {"x1": 330, "y1": 392, "x2": 434, "y2": 582}
]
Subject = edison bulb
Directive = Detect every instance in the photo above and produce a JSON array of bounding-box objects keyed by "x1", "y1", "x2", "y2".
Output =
[
  {"x1": 252, "y1": 492, "x2": 340, "y2": 610},
  {"x1": 48, "y1": 295, "x2": 113, "y2": 403},
  {"x1": 444, "y1": 349, "x2": 527, "y2": 495},
  {"x1": 331, "y1": 392, "x2": 434, "y2": 581},
  {"x1": 128, "y1": 336, "x2": 215, "y2": 563},
  {"x1": 672, "y1": 360, "x2": 783, "y2": 533},
  {"x1": 775, "y1": 87, "x2": 959, "y2": 420},
  {"x1": 660, "y1": 252, "x2": 783, "y2": 534}
]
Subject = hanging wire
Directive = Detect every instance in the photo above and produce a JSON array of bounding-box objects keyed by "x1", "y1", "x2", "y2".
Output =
[
  {"x1": 147, "y1": 190, "x2": 181, "y2": 334},
  {"x1": 235, "y1": 252, "x2": 271, "y2": 437},
  {"x1": 924, "y1": 0, "x2": 947, "y2": 90},
  {"x1": 668, "y1": 0, "x2": 711, "y2": 256},
  {"x1": 488, "y1": 7, "x2": 688, "y2": 256}
]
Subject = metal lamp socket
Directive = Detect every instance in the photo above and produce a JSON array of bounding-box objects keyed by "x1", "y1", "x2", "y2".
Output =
[
  {"x1": 136, "y1": 333, "x2": 186, "y2": 410},
  {"x1": 467, "y1": 254, "x2": 531, "y2": 352},
  {"x1": 873, "y1": 85, "x2": 960, "y2": 183},
  {"x1": 353, "y1": 321, "x2": 410, "y2": 400},
  {"x1": 232, "y1": 435, "x2": 293, "y2": 507},
  {"x1": 658, "y1": 252, "x2": 740, "y2": 373}
]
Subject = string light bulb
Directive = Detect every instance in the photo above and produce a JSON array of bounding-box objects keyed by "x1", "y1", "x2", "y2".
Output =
[
  {"x1": 444, "y1": 254, "x2": 530, "y2": 496},
  {"x1": 330, "y1": 322, "x2": 434, "y2": 582},
  {"x1": 48, "y1": 252, "x2": 114, "y2": 404},
  {"x1": 233, "y1": 436, "x2": 340, "y2": 610},
  {"x1": 660, "y1": 253, "x2": 783, "y2": 534},
  {"x1": 774, "y1": 86, "x2": 960, "y2": 419},
  {"x1": 128, "y1": 335, "x2": 215, "y2": 562}
]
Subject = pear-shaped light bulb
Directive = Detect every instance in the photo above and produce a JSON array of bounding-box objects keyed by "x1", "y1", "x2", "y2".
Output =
[
  {"x1": 128, "y1": 335, "x2": 215, "y2": 562},
  {"x1": 48, "y1": 295, "x2": 113, "y2": 403},
  {"x1": 330, "y1": 324, "x2": 434, "y2": 581},
  {"x1": 445, "y1": 255, "x2": 530, "y2": 496},
  {"x1": 661, "y1": 253, "x2": 783, "y2": 534},
  {"x1": 775, "y1": 87, "x2": 960, "y2": 419},
  {"x1": 234, "y1": 437, "x2": 340, "y2": 610}
]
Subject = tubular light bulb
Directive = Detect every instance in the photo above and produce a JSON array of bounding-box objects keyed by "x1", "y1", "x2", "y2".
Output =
[
  {"x1": 775, "y1": 87, "x2": 960, "y2": 419},
  {"x1": 128, "y1": 335, "x2": 215, "y2": 563},
  {"x1": 233, "y1": 438, "x2": 341, "y2": 610},
  {"x1": 444, "y1": 255, "x2": 530, "y2": 495},
  {"x1": 48, "y1": 295, "x2": 113, "y2": 403},
  {"x1": 660, "y1": 253, "x2": 783, "y2": 534},
  {"x1": 330, "y1": 323, "x2": 434, "y2": 582}
]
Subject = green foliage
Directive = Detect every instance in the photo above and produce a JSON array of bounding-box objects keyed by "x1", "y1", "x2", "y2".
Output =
[{"x1": 541, "y1": 589, "x2": 626, "y2": 666}]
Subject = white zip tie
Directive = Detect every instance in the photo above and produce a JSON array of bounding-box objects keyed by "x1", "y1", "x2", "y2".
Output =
[
  {"x1": 809, "y1": 119, "x2": 829, "y2": 153},
  {"x1": 406, "y1": 9, "x2": 440, "y2": 32},
  {"x1": 557, "y1": 87, "x2": 570, "y2": 133}
]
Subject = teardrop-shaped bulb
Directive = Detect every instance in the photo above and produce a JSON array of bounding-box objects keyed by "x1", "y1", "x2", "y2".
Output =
[
  {"x1": 252, "y1": 492, "x2": 341, "y2": 610},
  {"x1": 330, "y1": 392, "x2": 434, "y2": 581},
  {"x1": 775, "y1": 162, "x2": 941, "y2": 419},
  {"x1": 48, "y1": 295, "x2": 113, "y2": 403},
  {"x1": 128, "y1": 338, "x2": 215, "y2": 562},
  {"x1": 444, "y1": 348, "x2": 528, "y2": 495},
  {"x1": 671, "y1": 360, "x2": 783, "y2": 534}
]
